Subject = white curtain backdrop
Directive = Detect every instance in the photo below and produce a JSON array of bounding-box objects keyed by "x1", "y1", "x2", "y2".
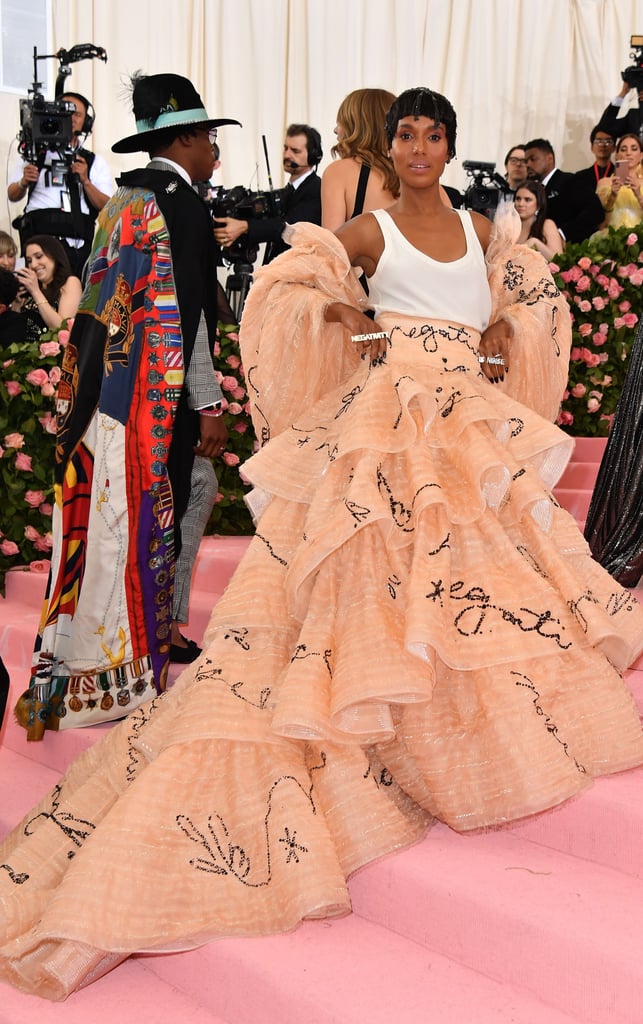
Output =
[{"x1": 1, "y1": 0, "x2": 643, "y2": 232}]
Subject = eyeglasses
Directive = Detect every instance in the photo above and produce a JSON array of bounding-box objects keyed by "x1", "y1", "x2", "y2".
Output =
[
  {"x1": 208, "y1": 128, "x2": 218, "y2": 143},
  {"x1": 593, "y1": 138, "x2": 613, "y2": 146},
  {"x1": 507, "y1": 156, "x2": 526, "y2": 164}
]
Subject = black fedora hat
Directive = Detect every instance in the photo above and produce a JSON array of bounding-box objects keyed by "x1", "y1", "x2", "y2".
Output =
[{"x1": 112, "y1": 72, "x2": 240, "y2": 154}]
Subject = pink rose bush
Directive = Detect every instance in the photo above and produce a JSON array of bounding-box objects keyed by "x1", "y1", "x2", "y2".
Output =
[
  {"x1": 205, "y1": 320, "x2": 256, "y2": 536},
  {"x1": 552, "y1": 223, "x2": 643, "y2": 436},
  {"x1": 0, "y1": 324, "x2": 66, "y2": 590}
]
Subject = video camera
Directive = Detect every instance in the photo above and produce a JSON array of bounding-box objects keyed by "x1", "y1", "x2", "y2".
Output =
[
  {"x1": 623, "y1": 35, "x2": 643, "y2": 91},
  {"x1": 208, "y1": 184, "x2": 287, "y2": 266},
  {"x1": 462, "y1": 160, "x2": 512, "y2": 219},
  {"x1": 17, "y1": 43, "x2": 107, "y2": 169}
]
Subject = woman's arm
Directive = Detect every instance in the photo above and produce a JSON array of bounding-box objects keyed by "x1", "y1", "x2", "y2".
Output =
[{"x1": 56, "y1": 276, "x2": 83, "y2": 324}]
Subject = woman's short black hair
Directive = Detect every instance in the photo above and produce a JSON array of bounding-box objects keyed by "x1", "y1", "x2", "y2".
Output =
[{"x1": 385, "y1": 87, "x2": 457, "y2": 158}]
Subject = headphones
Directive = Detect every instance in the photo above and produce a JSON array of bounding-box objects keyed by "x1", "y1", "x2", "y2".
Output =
[
  {"x1": 304, "y1": 126, "x2": 323, "y2": 167},
  {"x1": 62, "y1": 92, "x2": 95, "y2": 134}
]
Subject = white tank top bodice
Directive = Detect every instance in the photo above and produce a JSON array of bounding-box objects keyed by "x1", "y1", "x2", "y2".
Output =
[{"x1": 367, "y1": 208, "x2": 492, "y2": 333}]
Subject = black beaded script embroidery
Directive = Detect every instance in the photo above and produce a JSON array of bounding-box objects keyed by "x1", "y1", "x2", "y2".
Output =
[
  {"x1": 425, "y1": 577, "x2": 572, "y2": 648},
  {"x1": 0, "y1": 863, "x2": 29, "y2": 885},
  {"x1": 24, "y1": 783, "x2": 96, "y2": 852},
  {"x1": 513, "y1": 671, "x2": 586, "y2": 773},
  {"x1": 177, "y1": 754, "x2": 327, "y2": 885}
]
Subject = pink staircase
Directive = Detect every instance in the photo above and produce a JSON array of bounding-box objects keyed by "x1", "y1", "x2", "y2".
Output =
[{"x1": 2, "y1": 438, "x2": 643, "y2": 1024}]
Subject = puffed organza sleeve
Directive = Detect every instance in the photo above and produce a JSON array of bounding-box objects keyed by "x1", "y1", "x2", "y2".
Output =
[
  {"x1": 239, "y1": 222, "x2": 368, "y2": 445},
  {"x1": 486, "y1": 200, "x2": 572, "y2": 422}
]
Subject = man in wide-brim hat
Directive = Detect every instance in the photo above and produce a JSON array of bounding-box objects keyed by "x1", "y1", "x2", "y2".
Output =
[{"x1": 16, "y1": 73, "x2": 242, "y2": 739}]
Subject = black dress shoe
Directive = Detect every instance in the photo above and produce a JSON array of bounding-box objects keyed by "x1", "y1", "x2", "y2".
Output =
[{"x1": 169, "y1": 637, "x2": 202, "y2": 663}]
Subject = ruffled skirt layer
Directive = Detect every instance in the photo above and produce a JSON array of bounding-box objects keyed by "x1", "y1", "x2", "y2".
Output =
[{"x1": 1, "y1": 317, "x2": 642, "y2": 999}]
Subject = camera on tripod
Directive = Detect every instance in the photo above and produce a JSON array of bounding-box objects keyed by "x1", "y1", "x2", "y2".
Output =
[
  {"x1": 19, "y1": 94, "x2": 76, "y2": 170},
  {"x1": 462, "y1": 160, "x2": 512, "y2": 218},
  {"x1": 622, "y1": 35, "x2": 643, "y2": 91},
  {"x1": 209, "y1": 184, "x2": 286, "y2": 265},
  {"x1": 17, "y1": 43, "x2": 107, "y2": 170}
]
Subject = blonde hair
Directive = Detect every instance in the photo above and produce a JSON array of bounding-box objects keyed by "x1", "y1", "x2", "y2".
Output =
[
  {"x1": 0, "y1": 230, "x2": 17, "y2": 257},
  {"x1": 332, "y1": 88, "x2": 399, "y2": 196}
]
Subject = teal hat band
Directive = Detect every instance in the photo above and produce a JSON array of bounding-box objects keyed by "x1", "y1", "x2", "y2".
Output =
[{"x1": 134, "y1": 106, "x2": 211, "y2": 133}]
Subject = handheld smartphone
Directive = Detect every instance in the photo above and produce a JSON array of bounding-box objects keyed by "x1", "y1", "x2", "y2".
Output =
[{"x1": 615, "y1": 160, "x2": 630, "y2": 182}]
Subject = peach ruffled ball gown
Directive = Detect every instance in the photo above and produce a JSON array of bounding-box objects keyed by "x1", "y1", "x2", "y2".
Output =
[{"x1": 0, "y1": 212, "x2": 642, "y2": 1000}]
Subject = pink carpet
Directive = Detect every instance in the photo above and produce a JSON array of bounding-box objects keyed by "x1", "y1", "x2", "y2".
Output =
[{"x1": 2, "y1": 437, "x2": 643, "y2": 1023}]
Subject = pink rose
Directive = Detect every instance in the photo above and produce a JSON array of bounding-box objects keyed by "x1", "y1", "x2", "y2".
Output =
[
  {"x1": 226, "y1": 354, "x2": 241, "y2": 369},
  {"x1": 627, "y1": 232, "x2": 638, "y2": 245},
  {"x1": 24, "y1": 525, "x2": 41, "y2": 541},
  {"x1": 578, "y1": 256, "x2": 592, "y2": 270},
  {"x1": 212, "y1": 341, "x2": 221, "y2": 357},
  {"x1": 29, "y1": 559, "x2": 51, "y2": 573},
  {"x1": 601, "y1": 375, "x2": 613, "y2": 386},
  {"x1": 227, "y1": 332, "x2": 239, "y2": 342},
  {"x1": 2, "y1": 358, "x2": 15, "y2": 368},
  {"x1": 623, "y1": 313, "x2": 638, "y2": 328},
  {"x1": 575, "y1": 275, "x2": 591, "y2": 292},
  {"x1": 557, "y1": 410, "x2": 574, "y2": 426},
  {"x1": 596, "y1": 274, "x2": 610, "y2": 288},
  {"x1": 39, "y1": 340, "x2": 61, "y2": 358},
  {"x1": 4, "y1": 432, "x2": 24, "y2": 449},
  {"x1": 578, "y1": 323, "x2": 593, "y2": 337},
  {"x1": 618, "y1": 300, "x2": 632, "y2": 312},
  {"x1": 24, "y1": 489, "x2": 46, "y2": 508},
  {"x1": 214, "y1": 492, "x2": 224, "y2": 504},
  {"x1": 227, "y1": 402, "x2": 243, "y2": 415},
  {"x1": 233, "y1": 422, "x2": 248, "y2": 434},
  {"x1": 40, "y1": 382, "x2": 55, "y2": 397},
  {"x1": 221, "y1": 375, "x2": 238, "y2": 392},
  {"x1": 592, "y1": 333, "x2": 606, "y2": 346},
  {"x1": 5, "y1": 380, "x2": 22, "y2": 397},
  {"x1": 231, "y1": 387, "x2": 245, "y2": 400},
  {"x1": 578, "y1": 300, "x2": 592, "y2": 313},
  {"x1": 38, "y1": 412, "x2": 57, "y2": 434},
  {"x1": 34, "y1": 534, "x2": 53, "y2": 551},
  {"x1": 585, "y1": 353, "x2": 601, "y2": 368},
  {"x1": 587, "y1": 397, "x2": 601, "y2": 413},
  {"x1": 222, "y1": 451, "x2": 240, "y2": 466},
  {"x1": 0, "y1": 539, "x2": 20, "y2": 556},
  {"x1": 39, "y1": 502, "x2": 53, "y2": 516},
  {"x1": 15, "y1": 452, "x2": 33, "y2": 471},
  {"x1": 0, "y1": 445, "x2": 3, "y2": 458},
  {"x1": 630, "y1": 270, "x2": 643, "y2": 286},
  {"x1": 607, "y1": 282, "x2": 623, "y2": 299},
  {"x1": 26, "y1": 368, "x2": 49, "y2": 387},
  {"x1": 613, "y1": 316, "x2": 625, "y2": 330},
  {"x1": 48, "y1": 366, "x2": 61, "y2": 384},
  {"x1": 57, "y1": 329, "x2": 70, "y2": 347},
  {"x1": 592, "y1": 296, "x2": 606, "y2": 310},
  {"x1": 567, "y1": 265, "x2": 582, "y2": 282},
  {"x1": 571, "y1": 383, "x2": 586, "y2": 398}
]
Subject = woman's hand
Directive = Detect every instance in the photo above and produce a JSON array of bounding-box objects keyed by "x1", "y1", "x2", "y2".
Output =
[
  {"x1": 325, "y1": 301, "x2": 388, "y2": 364},
  {"x1": 14, "y1": 266, "x2": 42, "y2": 302},
  {"x1": 478, "y1": 318, "x2": 513, "y2": 382}
]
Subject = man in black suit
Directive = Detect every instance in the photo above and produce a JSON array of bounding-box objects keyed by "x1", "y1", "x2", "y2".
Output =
[
  {"x1": 213, "y1": 123, "x2": 322, "y2": 263},
  {"x1": 525, "y1": 137, "x2": 604, "y2": 243}
]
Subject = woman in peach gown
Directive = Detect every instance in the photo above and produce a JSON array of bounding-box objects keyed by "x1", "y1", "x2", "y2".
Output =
[{"x1": 1, "y1": 87, "x2": 643, "y2": 1001}]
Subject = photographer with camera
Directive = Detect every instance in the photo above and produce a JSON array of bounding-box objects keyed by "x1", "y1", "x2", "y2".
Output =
[
  {"x1": 8, "y1": 92, "x2": 114, "y2": 277},
  {"x1": 598, "y1": 37, "x2": 643, "y2": 143},
  {"x1": 213, "y1": 123, "x2": 322, "y2": 264}
]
